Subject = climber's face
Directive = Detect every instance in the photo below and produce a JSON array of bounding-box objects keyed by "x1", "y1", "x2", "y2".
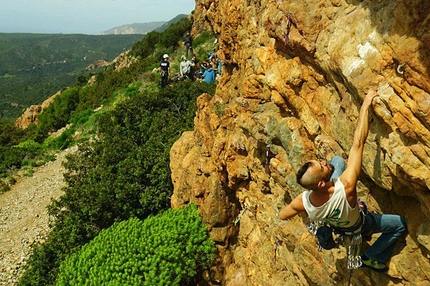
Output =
[
  {"x1": 297, "y1": 159, "x2": 335, "y2": 190},
  {"x1": 310, "y1": 160, "x2": 334, "y2": 182},
  {"x1": 304, "y1": 160, "x2": 334, "y2": 188}
]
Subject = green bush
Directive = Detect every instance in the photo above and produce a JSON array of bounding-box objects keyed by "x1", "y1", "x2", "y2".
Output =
[
  {"x1": 0, "y1": 138, "x2": 48, "y2": 177},
  {"x1": 69, "y1": 109, "x2": 93, "y2": 125},
  {"x1": 16, "y1": 139, "x2": 42, "y2": 151},
  {"x1": 57, "y1": 204, "x2": 216, "y2": 286},
  {"x1": 47, "y1": 127, "x2": 76, "y2": 150},
  {"x1": 193, "y1": 31, "x2": 215, "y2": 47},
  {"x1": 131, "y1": 31, "x2": 160, "y2": 58},
  {"x1": 124, "y1": 82, "x2": 142, "y2": 98},
  {"x1": 0, "y1": 120, "x2": 25, "y2": 146},
  {"x1": 0, "y1": 145, "x2": 31, "y2": 174},
  {"x1": 38, "y1": 87, "x2": 80, "y2": 129},
  {"x1": 0, "y1": 179, "x2": 10, "y2": 193}
]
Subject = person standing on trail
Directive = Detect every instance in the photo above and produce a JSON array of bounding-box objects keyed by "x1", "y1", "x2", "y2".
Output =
[
  {"x1": 183, "y1": 31, "x2": 193, "y2": 59},
  {"x1": 279, "y1": 89, "x2": 407, "y2": 272},
  {"x1": 160, "y1": 54, "x2": 170, "y2": 88}
]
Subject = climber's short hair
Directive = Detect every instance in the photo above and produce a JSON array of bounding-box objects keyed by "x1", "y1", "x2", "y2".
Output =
[{"x1": 296, "y1": 162, "x2": 312, "y2": 186}]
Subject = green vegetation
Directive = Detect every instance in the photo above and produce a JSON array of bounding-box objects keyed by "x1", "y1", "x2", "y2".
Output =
[
  {"x1": 57, "y1": 204, "x2": 215, "y2": 285},
  {"x1": 7, "y1": 15, "x2": 219, "y2": 285},
  {"x1": 0, "y1": 33, "x2": 143, "y2": 119}
]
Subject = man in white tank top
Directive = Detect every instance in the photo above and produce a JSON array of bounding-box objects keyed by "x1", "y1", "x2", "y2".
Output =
[{"x1": 278, "y1": 90, "x2": 407, "y2": 272}]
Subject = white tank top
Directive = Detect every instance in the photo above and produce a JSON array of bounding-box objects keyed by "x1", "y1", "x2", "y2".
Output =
[{"x1": 302, "y1": 179, "x2": 360, "y2": 228}]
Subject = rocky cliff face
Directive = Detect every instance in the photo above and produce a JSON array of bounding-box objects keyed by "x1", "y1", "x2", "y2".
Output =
[{"x1": 170, "y1": 0, "x2": 430, "y2": 285}]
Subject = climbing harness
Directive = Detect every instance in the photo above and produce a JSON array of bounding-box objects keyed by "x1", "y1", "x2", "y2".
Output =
[{"x1": 307, "y1": 209, "x2": 366, "y2": 270}]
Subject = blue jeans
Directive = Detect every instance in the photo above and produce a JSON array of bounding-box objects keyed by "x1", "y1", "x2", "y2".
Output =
[
  {"x1": 362, "y1": 213, "x2": 407, "y2": 262},
  {"x1": 329, "y1": 156, "x2": 345, "y2": 181}
]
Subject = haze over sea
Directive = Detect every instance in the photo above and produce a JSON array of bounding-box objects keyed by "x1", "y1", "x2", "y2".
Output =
[{"x1": 0, "y1": 0, "x2": 195, "y2": 35}]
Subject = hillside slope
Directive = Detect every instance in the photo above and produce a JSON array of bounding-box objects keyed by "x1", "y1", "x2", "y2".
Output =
[{"x1": 171, "y1": 0, "x2": 430, "y2": 285}]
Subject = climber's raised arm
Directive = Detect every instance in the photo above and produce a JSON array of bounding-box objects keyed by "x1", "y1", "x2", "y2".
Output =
[{"x1": 339, "y1": 90, "x2": 378, "y2": 206}]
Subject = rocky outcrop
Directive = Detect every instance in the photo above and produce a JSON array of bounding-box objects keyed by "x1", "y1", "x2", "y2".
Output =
[
  {"x1": 171, "y1": 0, "x2": 430, "y2": 285},
  {"x1": 86, "y1": 60, "x2": 109, "y2": 70},
  {"x1": 112, "y1": 51, "x2": 138, "y2": 71},
  {"x1": 15, "y1": 91, "x2": 60, "y2": 129}
]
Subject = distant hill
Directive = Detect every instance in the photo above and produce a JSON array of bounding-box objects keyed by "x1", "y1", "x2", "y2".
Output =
[
  {"x1": 100, "y1": 21, "x2": 166, "y2": 35},
  {"x1": 100, "y1": 14, "x2": 190, "y2": 35},
  {"x1": 0, "y1": 33, "x2": 143, "y2": 120},
  {"x1": 153, "y1": 14, "x2": 189, "y2": 32}
]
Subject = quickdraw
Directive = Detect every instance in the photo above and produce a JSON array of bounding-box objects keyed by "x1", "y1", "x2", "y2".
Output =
[
  {"x1": 272, "y1": 237, "x2": 280, "y2": 264},
  {"x1": 234, "y1": 205, "x2": 248, "y2": 225},
  {"x1": 284, "y1": 12, "x2": 294, "y2": 46},
  {"x1": 265, "y1": 144, "x2": 272, "y2": 174}
]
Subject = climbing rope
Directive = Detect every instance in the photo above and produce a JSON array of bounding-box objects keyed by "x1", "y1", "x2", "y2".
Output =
[{"x1": 347, "y1": 269, "x2": 353, "y2": 286}]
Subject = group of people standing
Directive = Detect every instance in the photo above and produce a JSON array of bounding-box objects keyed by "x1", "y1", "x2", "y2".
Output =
[{"x1": 159, "y1": 31, "x2": 221, "y2": 88}]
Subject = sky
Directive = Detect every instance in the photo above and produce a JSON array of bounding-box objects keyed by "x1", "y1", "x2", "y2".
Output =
[{"x1": 0, "y1": 0, "x2": 196, "y2": 34}]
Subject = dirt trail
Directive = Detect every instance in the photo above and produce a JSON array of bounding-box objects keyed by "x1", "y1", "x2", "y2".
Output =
[{"x1": 0, "y1": 147, "x2": 76, "y2": 285}]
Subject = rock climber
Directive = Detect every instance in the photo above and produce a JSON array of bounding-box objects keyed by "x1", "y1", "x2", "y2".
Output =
[{"x1": 278, "y1": 89, "x2": 407, "y2": 272}]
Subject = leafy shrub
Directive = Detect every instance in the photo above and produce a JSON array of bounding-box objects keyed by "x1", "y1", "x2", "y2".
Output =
[
  {"x1": 0, "y1": 179, "x2": 10, "y2": 193},
  {"x1": 131, "y1": 31, "x2": 160, "y2": 58},
  {"x1": 192, "y1": 31, "x2": 215, "y2": 47},
  {"x1": 0, "y1": 120, "x2": 25, "y2": 146},
  {"x1": 158, "y1": 18, "x2": 192, "y2": 49},
  {"x1": 124, "y1": 82, "x2": 142, "y2": 97},
  {"x1": 49, "y1": 127, "x2": 76, "y2": 150},
  {"x1": 16, "y1": 139, "x2": 42, "y2": 151},
  {"x1": 54, "y1": 80, "x2": 214, "y2": 226},
  {"x1": 0, "y1": 146, "x2": 31, "y2": 174},
  {"x1": 39, "y1": 87, "x2": 80, "y2": 128},
  {"x1": 57, "y1": 204, "x2": 215, "y2": 286},
  {"x1": 69, "y1": 109, "x2": 93, "y2": 125},
  {"x1": 0, "y1": 137, "x2": 49, "y2": 177}
]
